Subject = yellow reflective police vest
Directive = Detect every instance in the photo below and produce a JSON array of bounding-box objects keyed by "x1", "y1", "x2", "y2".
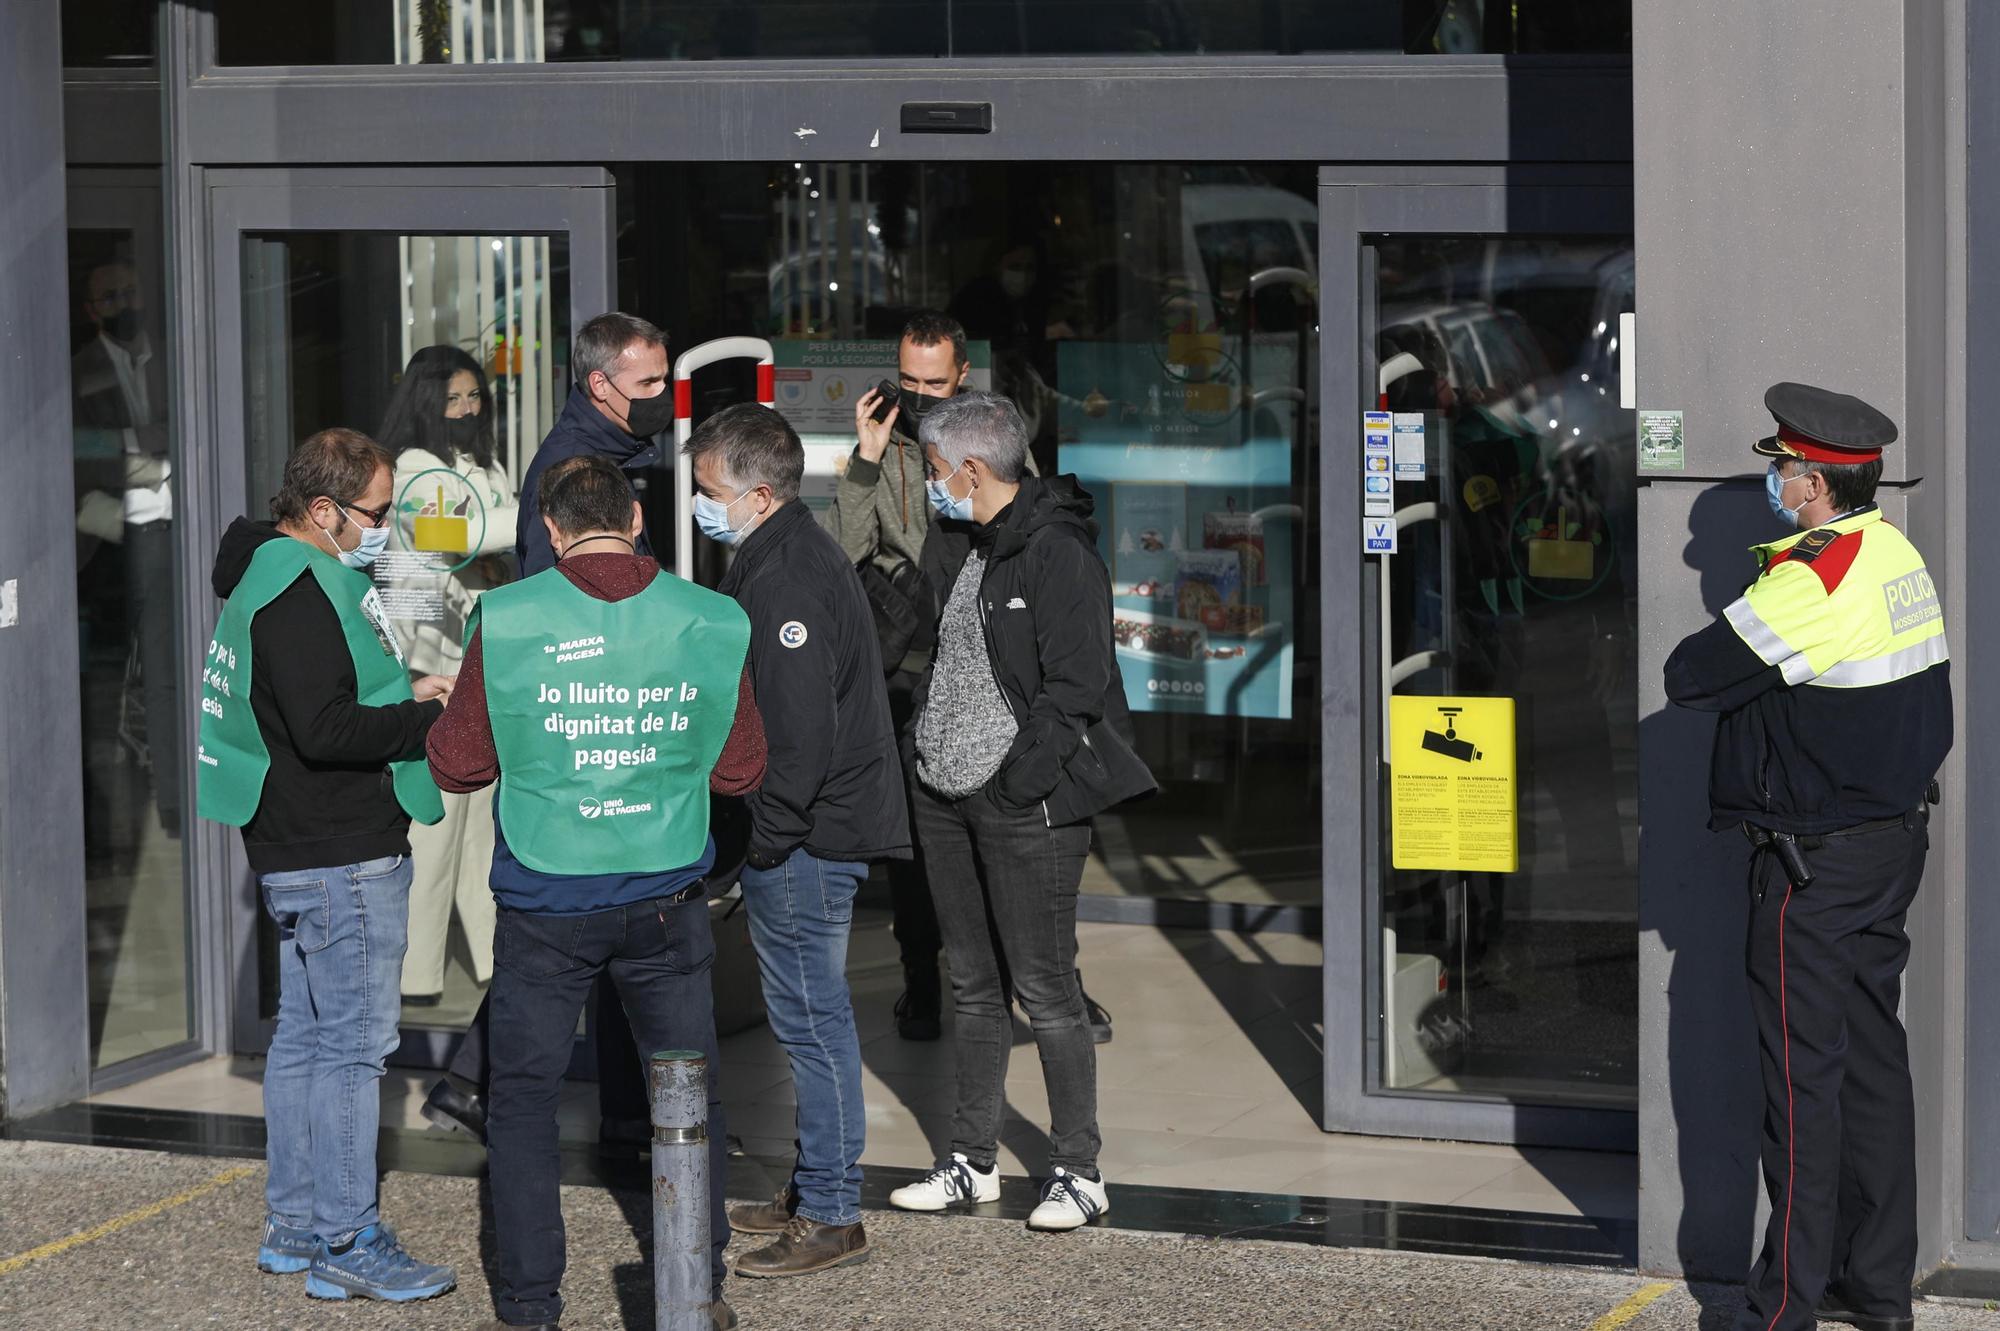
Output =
[{"x1": 1723, "y1": 506, "x2": 1947, "y2": 689}]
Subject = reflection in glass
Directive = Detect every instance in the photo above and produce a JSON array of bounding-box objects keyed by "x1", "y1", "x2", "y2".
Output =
[
  {"x1": 240, "y1": 231, "x2": 569, "y2": 1028},
  {"x1": 70, "y1": 224, "x2": 191, "y2": 1068},
  {"x1": 620, "y1": 161, "x2": 1321, "y2": 908},
  {"x1": 212, "y1": 0, "x2": 1628, "y2": 64},
  {"x1": 61, "y1": 0, "x2": 156, "y2": 67},
  {"x1": 1373, "y1": 235, "x2": 1637, "y2": 1107}
]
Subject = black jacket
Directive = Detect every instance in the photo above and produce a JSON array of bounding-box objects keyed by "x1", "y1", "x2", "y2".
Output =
[
  {"x1": 515, "y1": 387, "x2": 662, "y2": 575},
  {"x1": 719, "y1": 501, "x2": 912, "y2": 866},
  {"x1": 916, "y1": 474, "x2": 1157, "y2": 827},
  {"x1": 211, "y1": 519, "x2": 442, "y2": 873}
]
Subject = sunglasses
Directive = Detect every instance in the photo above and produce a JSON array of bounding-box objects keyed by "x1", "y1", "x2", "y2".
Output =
[{"x1": 338, "y1": 498, "x2": 393, "y2": 527}]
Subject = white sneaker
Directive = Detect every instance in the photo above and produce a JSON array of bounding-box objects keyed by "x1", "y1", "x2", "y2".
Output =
[
  {"x1": 1026, "y1": 1168, "x2": 1109, "y2": 1231},
  {"x1": 888, "y1": 1153, "x2": 1001, "y2": 1212}
]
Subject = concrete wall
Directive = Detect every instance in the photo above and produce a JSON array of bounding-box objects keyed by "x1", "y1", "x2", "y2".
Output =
[
  {"x1": 1634, "y1": 0, "x2": 1966, "y2": 1277},
  {"x1": 0, "y1": 0, "x2": 92, "y2": 1118}
]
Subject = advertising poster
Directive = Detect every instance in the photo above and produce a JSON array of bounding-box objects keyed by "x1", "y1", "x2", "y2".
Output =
[
  {"x1": 1388, "y1": 695, "x2": 1518, "y2": 873},
  {"x1": 769, "y1": 339, "x2": 992, "y2": 521},
  {"x1": 1057, "y1": 342, "x2": 1296, "y2": 720}
]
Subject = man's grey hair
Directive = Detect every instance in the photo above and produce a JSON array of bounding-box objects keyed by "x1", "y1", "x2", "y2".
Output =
[
  {"x1": 574, "y1": 311, "x2": 667, "y2": 388},
  {"x1": 918, "y1": 390, "x2": 1029, "y2": 483},
  {"x1": 681, "y1": 402, "x2": 804, "y2": 503}
]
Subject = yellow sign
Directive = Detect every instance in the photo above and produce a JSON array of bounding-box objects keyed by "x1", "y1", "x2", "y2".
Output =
[
  {"x1": 1389, "y1": 695, "x2": 1517, "y2": 873},
  {"x1": 412, "y1": 483, "x2": 470, "y2": 554}
]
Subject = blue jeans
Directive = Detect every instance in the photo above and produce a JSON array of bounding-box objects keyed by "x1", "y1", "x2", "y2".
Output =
[
  {"x1": 259, "y1": 854, "x2": 411, "y2": 1245},
  {"x1": 739, "y1": 849, "x2": 866, "y2": 1226}
]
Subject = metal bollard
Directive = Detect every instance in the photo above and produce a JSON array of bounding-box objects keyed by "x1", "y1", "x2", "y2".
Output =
[{"x1": 650, "y1": 1050, "x2": 711, "y2": 1331}]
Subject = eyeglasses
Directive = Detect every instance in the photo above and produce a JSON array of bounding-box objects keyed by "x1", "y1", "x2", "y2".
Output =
[{"x1": 338, "y1": 499, "x2": 393, "y2": 527}]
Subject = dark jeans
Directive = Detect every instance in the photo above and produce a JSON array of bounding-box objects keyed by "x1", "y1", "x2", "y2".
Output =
[
  {"x1": 486, "y1": 894, "x2": 727, "y2": 1327},
  {"x1": 447, "y1": 976, "x2": 649, "y2": 1124},
  {"x1": 912, "y1": 781, "x2": 1098, "y2": 1174},
  {"x1": 886, "y1": 670, "x2": 942, "y2": 975},
  {"x1": 1738, "y1": 815, "x2": 1927, "y2": 1331}
]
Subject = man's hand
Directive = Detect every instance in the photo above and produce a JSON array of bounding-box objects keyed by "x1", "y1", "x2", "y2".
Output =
[
  {"x1": 855, "y1": 386, "x2": 899, "y2": 464},
  {"x1": 413, "y1": 674, "x2": 455, "y2": 706}
]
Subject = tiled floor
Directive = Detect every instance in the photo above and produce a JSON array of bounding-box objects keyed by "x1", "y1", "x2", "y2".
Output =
[{"x1": 89, "y1": 910, "x2": 1636, "y2": 1222}]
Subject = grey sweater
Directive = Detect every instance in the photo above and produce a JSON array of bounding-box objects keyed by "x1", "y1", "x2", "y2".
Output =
[{"x1": 913, "y1": 551, "x2": 1018, "y2": 799}]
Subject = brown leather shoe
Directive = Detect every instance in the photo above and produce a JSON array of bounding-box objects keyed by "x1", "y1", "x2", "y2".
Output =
[
  {"x1": 711, "y1": 1296, "x2": 739, "y2": 1329},
  {"x1": 731, "y1": 1216, "x2": 870, "y2": 1279},
  {"x1": 727, "y1": 1188, "x2": 797, "y2": 1235}
]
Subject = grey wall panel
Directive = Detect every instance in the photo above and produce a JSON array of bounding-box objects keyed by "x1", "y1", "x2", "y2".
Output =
[
  {"x1": 0, "y1": 1, "x2": 91, "y2": 1118},
  {"x1": 177, "y1": 58, "x2": 1632, "y2": 166},
  {"x1": 1901, "y1": 0, "x2": 1966, "y2": 1267},
  {"x1": 1634, "y1": 0, "x2": 1963, "y2": 1279},
  {"x1": 1634, "y1": 478, "x2": 1766, "y2": 1279},
  {"x1": 1632, "y1": 2, "x2": 1909, "y2": 483}
]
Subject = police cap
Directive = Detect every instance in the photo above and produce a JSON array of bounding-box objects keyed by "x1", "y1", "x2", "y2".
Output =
[{"x1": 1752, "y1": 382, "x2": 1897, "y2": 464}]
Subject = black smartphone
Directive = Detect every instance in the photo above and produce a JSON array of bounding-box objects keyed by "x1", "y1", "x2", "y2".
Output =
[{"x1": 868, "y1": 378, "x2": 901, "y2": 422}]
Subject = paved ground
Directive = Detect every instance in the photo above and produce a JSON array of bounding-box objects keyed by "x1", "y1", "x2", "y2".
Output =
[{"x1": 2, "y1": 1141, "x2": 1997, "y2": 1330}]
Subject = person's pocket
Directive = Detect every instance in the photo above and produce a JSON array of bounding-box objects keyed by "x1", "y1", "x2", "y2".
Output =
[
  {"x1": 651, "y1": 895, "x2": 719, "y2": 976},
  {"x1": 494, "y1": 911, "x2": 585, "y2": 979},
  {"x1": 261, "y1": 875, "x2": 332, "y2": 954},
  {"x1": 349, "y1": 855, "x2": 405, "y2": 883},
  {"x1": 814, "y1": 860, "x2": 863, "y2": 926}
]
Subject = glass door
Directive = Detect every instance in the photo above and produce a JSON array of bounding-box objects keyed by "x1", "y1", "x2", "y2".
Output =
[
  {"x1": 1320, "y1": 176, "x2": 1637, "y2": 1147},
  {"x1": 198, "y1": 168, "x2": 613, "y2": 1065},
  {"x1": 67, "y1": 168, "x2": 199, "y2": 1079}
]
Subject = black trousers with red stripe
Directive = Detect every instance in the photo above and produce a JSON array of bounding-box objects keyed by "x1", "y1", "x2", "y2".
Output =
[{"x1": 1737, "y1": 814, "x2": 1928, "y2": 1331}]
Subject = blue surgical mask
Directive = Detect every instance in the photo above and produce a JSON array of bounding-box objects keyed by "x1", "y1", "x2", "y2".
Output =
[
  {"x1": 322, "y1": 507, "x2": 390, "y2": 569},
  {"x1": 694, "y1": 490, "x2": 755, "y2": 546},
  {"x1": 1766, "y1": 464, "x2": 1808, "y2": 528},
  {"x1": 926, "y1": 466, "x2": 974, "y2": 523}
]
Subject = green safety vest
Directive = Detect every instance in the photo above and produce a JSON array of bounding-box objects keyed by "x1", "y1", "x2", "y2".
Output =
[
  {"x1": 480, "y1": 567, "x2": 750, "y2": 876},
  {"x1": 196, "y1": 538, "x2": 445, "y2": 828}
]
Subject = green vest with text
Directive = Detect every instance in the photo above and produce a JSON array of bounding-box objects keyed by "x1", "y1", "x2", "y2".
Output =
[
  {"x1": 196, "y1": 538, "x2": 445, "y2": 828},
  {"x1": 480, "y1": 567, "x2": 750, "y2": 875}
]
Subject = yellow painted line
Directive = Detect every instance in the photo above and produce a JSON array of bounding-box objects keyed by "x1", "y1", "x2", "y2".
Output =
[
  {"x1": 1589, "y1": 1281, "x2": 1675, "y2": 1331},
  {"x1": 0, "y1": 1163, "x2": 258, "y2": 1277}
]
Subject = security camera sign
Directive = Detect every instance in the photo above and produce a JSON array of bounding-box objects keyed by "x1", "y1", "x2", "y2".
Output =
[{"x1": 1389, "y1": 695, "x2": 1517, "y2": 873}]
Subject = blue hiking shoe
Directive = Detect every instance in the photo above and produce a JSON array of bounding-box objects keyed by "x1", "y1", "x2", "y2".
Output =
[
  {"x1": 257, "y1": 1215, "x2": 316, "y2": 1274},
  {"x1": 304, "y1": 1224, "x2": 456, "y2": 1302}
]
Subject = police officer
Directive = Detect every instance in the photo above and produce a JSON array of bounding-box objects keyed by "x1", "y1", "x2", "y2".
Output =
[{"x1": 1665, "y1": 383, "x2": 1952, "y2": 1331}]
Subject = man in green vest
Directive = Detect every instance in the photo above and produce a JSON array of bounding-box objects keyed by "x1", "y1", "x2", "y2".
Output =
[
  {"x1": 196, "y1": 428, "x2": 458, "y2": 1305},
  {"x1": 425, "y1": 454, "x2": 766, "y2": 1331}
]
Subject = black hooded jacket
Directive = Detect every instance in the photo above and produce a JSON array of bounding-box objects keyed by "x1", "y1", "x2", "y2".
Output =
[
  {"x1": 210, "y1": 518, "x2": 442, "y2": 873},
  {"x1": 916, "y1": 474, "x2": 1157, "y2": 826}
]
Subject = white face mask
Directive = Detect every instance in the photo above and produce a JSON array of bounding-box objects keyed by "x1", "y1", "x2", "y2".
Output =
[
  {"x1": 320, "y1": 505, "x2": 390, "y2": 569},
  {"x1": 1766, "y1": 464, "x2": 1810, "y2": 529},
  {"x1": 694, "y1": 489, "x2": 758, "y2": 546}
]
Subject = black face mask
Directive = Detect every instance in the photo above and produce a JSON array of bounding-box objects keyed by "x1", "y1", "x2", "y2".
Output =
[
  {"x1": 443, "y1": 413, "x2": 486, "y2": 457},
  {"x1": 601, "y1": 375, "x2": 675, "y2": 438},
  {"x1": 108, "y1": 308, "x2": 143, "y2": 343},
  {"x1": 898, "y1": 387, "x2": 947, "y2": 426}
]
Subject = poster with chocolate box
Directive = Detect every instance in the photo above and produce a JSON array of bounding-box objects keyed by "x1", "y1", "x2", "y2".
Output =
[{"x1": 1059, "y1": 341, "x2": 1296, "y2": 720}]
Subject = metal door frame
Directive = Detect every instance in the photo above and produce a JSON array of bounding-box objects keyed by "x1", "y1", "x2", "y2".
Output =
[
  {"x1": 195, "y1": 167, "x2": 614, "y2": 1064},
  {"x1": 1318, "y1": 167, "x2": 1637, "y2": 1148}
]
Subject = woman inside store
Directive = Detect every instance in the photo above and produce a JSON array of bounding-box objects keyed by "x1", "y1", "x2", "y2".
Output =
[{"x1": 376, "y1": 344, "x2": 520, "y2": 1009}]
